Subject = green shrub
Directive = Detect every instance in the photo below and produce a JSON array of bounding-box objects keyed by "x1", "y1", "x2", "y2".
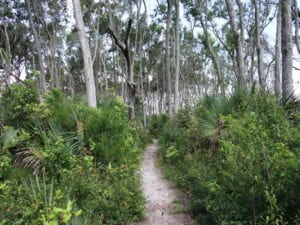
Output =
[
  {"x1": 0, "y1": 82, "x2": 40, "y2": 128},
  {"x1": 84, "y1": 97, "x2": 136, "y2": 165},
  {"x1": 158, "y1": 91, "x2": 300, "y2": 225},
  {"x1": 147, "y1": 113, "x2": 169, "y2": 137},
  {"x1": 201, "y1": 112, "x2": 299, "y2": 224},
  {"x1": 0, "y1": 175, "x2": 81, "y2": 225},
  {"x1": 0, "y1": 89, "x2": 145, "y2": 225},
  {"x1": 45, "y1": 89, "x2": 78, "y2": 131}
]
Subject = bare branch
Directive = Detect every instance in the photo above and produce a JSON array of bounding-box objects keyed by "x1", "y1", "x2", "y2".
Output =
[
  {"x1": 293, "y1": 66, "x2": 300, "y2": 70},
  {"x1": 107, "y1": 27, "x2": 126, "y2": 52}
]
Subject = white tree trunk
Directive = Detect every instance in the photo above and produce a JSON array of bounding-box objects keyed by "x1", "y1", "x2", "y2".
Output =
[
  {"x1": 226, "y1": 0, "x2": 246, "y2": 88},
  {"x1": 166, "y1": 0, "x2": 173, "y2": 117},
  {"x1": 254, "y1": 0, "x2": 264, "y2": 87},
  {"x1": 174, "y1": 0, "x2": 180, "y2": 113},
  {"x1": 275, "y1": 2, "x2": 282, "y2": 97},
  {"x1": 72, "y1": 0, "x2": 97, "y2": 108},
  {"x1": 281, "y1": 0, "x2": 294, "y2": 101}
]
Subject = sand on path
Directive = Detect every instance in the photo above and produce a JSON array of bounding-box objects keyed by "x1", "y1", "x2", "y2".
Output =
[{"x1": 134, "y1": 143, "x2": 193, "y2": 225}]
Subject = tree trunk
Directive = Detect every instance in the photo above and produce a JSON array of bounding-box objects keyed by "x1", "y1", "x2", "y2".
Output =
[
  {"x1": 99, "y1": 48, "x2": 108, "y2": 92},
  {"x1": 107, "y1": 19, "x2": 136, "y2": 119},
  {"x1": 174, "y1": 0, "x2": 180, "y2": 112},
  {"x1": 2, "y1": 25, "x2": 12, "y2": 86},
  {"x1": 226, "y1": 0, "x2": 246, "y2": 88},
  {"x1": 293, "y1": 0, "x2": 300, "y2": 54},
  {"x1": 200, "y1": 0, "x2": 225, "y2": 96},
  {"x1": 25, "y1": 0, "x2": 47, "y2": 96},
  {"x1": 281, "y1": 0, "x2": 294, "y2": 101},
  {"x1": 166, "y1": 0, "x2": 173, "y2": 116},
  {"x1": 253, "y1": 0, "x2": 264, "y2": 87},
  {"x1": 275, "y1": 3, "x2": 282, "y2": 97},
  {"x1": 72, "y1": 0, "x2": 97, "y2": 108}
]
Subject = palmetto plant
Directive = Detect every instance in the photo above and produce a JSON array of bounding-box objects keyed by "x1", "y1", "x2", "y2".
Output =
[
  {"x1": 0, "y1": 126, "x2": 44, "y2": 175},
  {"x1": 281, "y1": 94, "x2": 300, "y2": 123},
  {"x1": 195, "y1": 95, "x2": 233, "y2": 140},
  {"x1": 14, "y1": 148, "x2": 45, "y2": 175},
  {"x1": 21, "y1": 174, "x2": 79, "y2": 224},
  {"x1": 0, "y1": 126, "x2": 18, "y2": 151}
]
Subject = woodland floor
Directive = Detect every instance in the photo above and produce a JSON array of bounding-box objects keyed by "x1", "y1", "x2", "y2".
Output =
[{"x1": 134, "y1": 142, "x2": 193, "y2": 225}]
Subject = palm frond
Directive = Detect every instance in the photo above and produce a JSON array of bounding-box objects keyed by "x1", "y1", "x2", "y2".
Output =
[
  {"x1": 0, "y1": 48, "x2": 9, "y2": 62},
  {"x1": 21, "y1": 174, "x2": 54, "y2": 209},
  {"x1": 14, "y1": 148, "x2": 45, "y2": 175},
  {"x1": 1, "y1": 126, "x2": 18, "y2": 151},
  {"x1": 198, "y1": 115, "x2": 219, "y2": 138},
  {"x1": 281, "y1": 94, "x2": 300, "y2": 122}
]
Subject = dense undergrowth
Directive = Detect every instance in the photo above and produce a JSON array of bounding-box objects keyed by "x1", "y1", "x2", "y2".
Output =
[
  {"x1": 0, "y1": 82, "x2": 147, "y2": 224},
  {"x1": 150, "y1": 90, "x2": 300, "y2": 225}
]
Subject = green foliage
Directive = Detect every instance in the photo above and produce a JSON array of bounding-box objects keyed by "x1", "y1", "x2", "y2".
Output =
[
  {"x1": 147, "y1": 113, "x2": 169, "y2": 137},
  {"x1": 84, "y1": 95, "x2": 138, "y2": 165},
  {"x1": 45, "y1": 89, "x2": 77, "y2": 131},
  {"x1": 203, "y1": 112, "x2": 299, "y2": 224},
  {"x1": 0, "y1": 89, "x2": 145, "y2": 224},
  {"x1": 0, "y1": 127, "x2": 31, "y2": 179},
  {"x1": 158, "y1": 91, "x2": 300, "y2": 225},
  {"x1": 0, "y1": 82, "x2": 40, "y2": 128},
  {"x1": 0, "y1": 175, "x2": 81, "y2": 225},
  {"x1": 226, "y1": 31, "x2": 239, "y2": 50},
  {"x1": 0, "y1": 47, "x2": 8, "y2": 62}
]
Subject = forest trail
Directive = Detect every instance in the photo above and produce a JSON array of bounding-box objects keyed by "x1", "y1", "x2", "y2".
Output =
[{"x1": 134, "y1": 142, "x2": 193, "y2": 225}]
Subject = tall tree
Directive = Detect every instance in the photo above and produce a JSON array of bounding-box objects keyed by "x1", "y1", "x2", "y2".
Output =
[
  {"x1": 25, "y1": 0, "x2": 47, "y2": 96},
  {"x1": 275, "y1": 3, "x2": 282, "y2": 97},
  {"x1": 165, "y1": 0, "x2": 173, "y2": 116},
  {"x1": 253, "y1": 0, "x2": 264, "y2": 87},
  {"x1": 199, "y1": 0, "x2": 225, "y2": 96},
  {"x1": 107, "y1": 19, "x2": 136, "y2": 119},
  {"x1": 1, "y1": 25, "x2": 12, "y2": 86},
  {"x1": 281, "y1": 0, "x2": 294, "y2": 101},
  {"x1": 292, "y1": 0, "x2": 300, "y2": 54},
  {"x1": 72, "y1": 0, "x2": 97, "y2": 108},
  {"x1": 174, "y1": 0, "x2": 180, "y2": 112},
  {"x1": 225, "y1": 0, "x2": 246, "y2": 88}
]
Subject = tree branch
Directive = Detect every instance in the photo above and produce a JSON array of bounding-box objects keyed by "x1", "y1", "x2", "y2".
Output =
[
  {"x1": 293, "y1": 66, "x2": 300, "y2": 70},
  {"x1": 107, "y1": 27, "x2": 126, "y2": 52},
  {"x1": 125, "y1": 18, "x2": 133, "y2": 48}
]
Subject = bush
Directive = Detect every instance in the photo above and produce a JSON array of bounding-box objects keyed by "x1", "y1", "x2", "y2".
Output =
[
  {"x1": 158, "y1": 91, "x2": 300, "y2": 225},
  {"x1": 202, "y1": 112, "x2": 299, "y2": 224},
  {"x1": 0, "y1": 82, "x2": 40, "y2": 128},
  {"x1": 147, "y1": 113, "x2": 169, "y2": 137},
  {"x1": 0, "y1": 89, "x2": 145, "y2": 224}
]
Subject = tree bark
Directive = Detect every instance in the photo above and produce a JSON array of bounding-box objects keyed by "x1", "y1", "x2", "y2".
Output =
[
  {"x1": 107, "y1": 19, "x2": 136, "y2": 119},
  {"x1": 200, "y1": 0, "x2": 225, "y2": 96},
  {"x1": 275, "y1": 3, "x2": 282, "y2": 97},
  {"x1": 25, "y1": 0, "x2": 47, "y2": 96},
  {"x1": 253, "y1": 0, "x2": 265, "y2": 87},
  {"x1": 166, "y1": 0, "x2": 173, "y2": 116},
  {"x1": 281, "y1": 0, "x2": 294, "y2": 101},
  {"x1": 225, "y1": 0, "x2": 246, "y2": 88},
  {"x1": 72, "y1": 0, "x2": 97, "y2": 108},
  {"x1": 2, "y1": 25, "x2": 12, "y2": 86},
  {"x1": 293, "y1": 0, "x2": 300, "y2": 54},
  {"x1": 174, "y1": 0, "x2": 180, "y2": 112}
]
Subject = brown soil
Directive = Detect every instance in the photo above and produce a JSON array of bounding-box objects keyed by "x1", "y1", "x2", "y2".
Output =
[{"x1": 134, "y1": 143, "x2": 193, "y2": 225}]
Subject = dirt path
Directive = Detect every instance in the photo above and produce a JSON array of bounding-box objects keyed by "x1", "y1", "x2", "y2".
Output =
[{"x1": 134, "y1": 143, "x2": 193, "y2": 225}]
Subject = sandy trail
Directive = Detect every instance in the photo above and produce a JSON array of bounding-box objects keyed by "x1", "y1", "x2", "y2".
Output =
[{"x1": 134, "y1": 143, "x2": 193, "y2": 225}]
